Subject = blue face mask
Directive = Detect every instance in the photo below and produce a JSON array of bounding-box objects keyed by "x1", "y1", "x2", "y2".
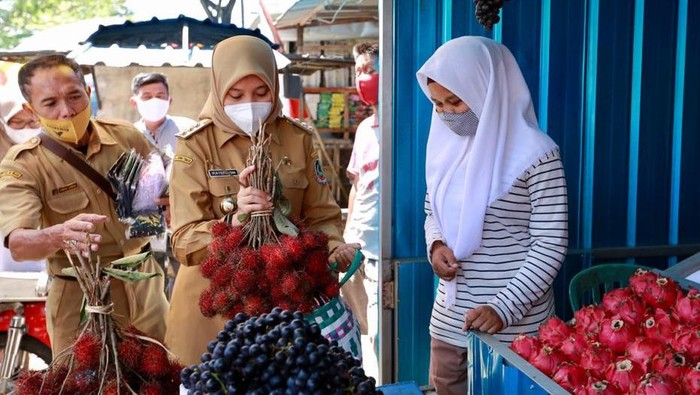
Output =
[{"x1": 437, "y1": 108, "x2": 479, "y2": 137}]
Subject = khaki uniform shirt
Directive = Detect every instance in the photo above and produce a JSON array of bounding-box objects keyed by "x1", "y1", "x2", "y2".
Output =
[
  {"x1": 0, "y1": 129, "x2": 13, "y2": 161},
  {"x1": 0, "y1": 119, "x2": 168, "y2": 355},
  {"x1": 166, "y1": 117, "x2": 343, "y2": 364}
]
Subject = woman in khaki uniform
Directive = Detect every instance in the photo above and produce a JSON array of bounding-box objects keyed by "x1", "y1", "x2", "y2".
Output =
[{"x1": 167, "y1": 35, "x2": 359, "y2": 365}]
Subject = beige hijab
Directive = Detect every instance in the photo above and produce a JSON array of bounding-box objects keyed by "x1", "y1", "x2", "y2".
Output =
[{"x1": 200, "y1": 35, "x2": 283, "y2": 135}]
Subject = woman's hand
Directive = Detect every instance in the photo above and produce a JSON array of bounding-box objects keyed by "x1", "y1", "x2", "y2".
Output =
[
  {"x1": 236, "y1": 165, "x2": 272, "y2": 214},
  {"x1": 329, "y1": 243, "x2": 361, "y2": 272},
  {"x1": 462, "y1": 305, "x2": 504, "y2": 334},
  {"x1": 430, "y1": 241, "x2": 459, "y2": 280}
]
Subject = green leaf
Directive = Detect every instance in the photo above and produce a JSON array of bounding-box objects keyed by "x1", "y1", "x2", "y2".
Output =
[
  {"x1": 102, "y1": 267, "x2": 160, "y2": 283},
  {"x1": 273, "y1": 207, "x2": 299, "y2": 237},
  {"x1": 110, "y1": 251, "x2": 152, "y2": 268},
  {"x1": 60, "y1": 267, "x2": 78, "y2": 278}
]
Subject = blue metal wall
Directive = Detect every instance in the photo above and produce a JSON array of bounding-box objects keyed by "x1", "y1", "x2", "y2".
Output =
[{"x1": 390, "y1": 0, "x2": 699, "y2": 385}]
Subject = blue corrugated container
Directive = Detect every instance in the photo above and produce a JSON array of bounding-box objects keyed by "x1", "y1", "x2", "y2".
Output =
[
  {"x1": 377, "y1": 381, "x2": 424, "y2": 394},
  {"x1": 467, "y1": 332, "x2": 567, "y2": 395}
]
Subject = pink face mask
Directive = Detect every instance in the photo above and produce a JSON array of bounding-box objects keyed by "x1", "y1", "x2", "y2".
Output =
[{"x1": 356, "y1": 72, "x2": 379, "y2": 105}]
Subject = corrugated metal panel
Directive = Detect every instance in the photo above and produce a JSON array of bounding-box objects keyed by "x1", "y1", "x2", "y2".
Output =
[{"x1": 389, "y1": 0, "x2": 699, "y2": 385}]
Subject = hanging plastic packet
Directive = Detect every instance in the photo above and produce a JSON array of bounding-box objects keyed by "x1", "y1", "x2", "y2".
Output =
[{"x1": 109, "y1": 150, "x2": 168, "y2": 238}]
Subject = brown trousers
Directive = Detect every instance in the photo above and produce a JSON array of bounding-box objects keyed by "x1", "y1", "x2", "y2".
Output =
[
  {"x1": 46, "y1": 256, "x2": 169, "y2": 357},
  {"x1": 429, "y1": 337, "x2": 468, "y2": 395}
]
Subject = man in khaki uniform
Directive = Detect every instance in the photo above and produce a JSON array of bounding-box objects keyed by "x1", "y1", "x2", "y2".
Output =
[
  {"x1": 0, "y1": 54, "x2": 169, "y2": 356},
  {"x1": 167, "y1": 35, "x2": 359, "y2": 365}
]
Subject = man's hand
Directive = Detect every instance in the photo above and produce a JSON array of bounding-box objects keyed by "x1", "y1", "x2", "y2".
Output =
[
  {"x1": 430, "y1": 241, "x2": 459, "y2": 280},
  {"x1": 462, "y1": 305, "x2": 504, "y2": 334},
  {"x1": 57, "y1": 213, "x2": 108, "y2": 257},
  {"x1": 329, "y1": 243, "x2": 361, "y2": 272}
]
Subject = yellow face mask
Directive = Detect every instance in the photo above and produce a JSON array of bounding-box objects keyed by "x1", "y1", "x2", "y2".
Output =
[{"x1": 36, "y1": 104, "x2": 92, "y2": 145}]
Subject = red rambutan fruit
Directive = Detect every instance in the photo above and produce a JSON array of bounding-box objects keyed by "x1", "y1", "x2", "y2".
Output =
[
  {"x1": 117, "y1": 335, "x2": 144, "y2": 371},
  {"x1": 163, "y1": 360, "x2": 185, "y2": 393},
  {"x1": 281, "y1": 272, "x2": 302, "y2": 296},
  {"x1": 307, "y1": 250, "x2": 331, "y2": 276},
  {"x1": 244, "y1": 295, "x2": 270, "y2": 316},
  {"x1": 324, "y1": 281, "x2": 341, "y2": 299},
  {"x1": 300, "y1": 229, "x2": 328, "y2": 251},
  {"x1": 232, "y1": 269, "x2": 257, "y2": 294},
  {"x1": 213, "y1": 289, "x2": 234, "y2": 313},
  {"x1": 140, "y1": 343, "x2": 169, "y2": 379},
  {"x1": 266, "y1": 262, "x2": 285, "y2": 283},
  {"x1": 225, "y1": 226, "x2": 245, "y2": 247},
  {"x1": 211, "y1": 221, "x2": 230, "y2": 238},
  {"x1": 239, "y1": 247, "x2": 261, "y2": 271},
  {"x1": 199, "y1": 288, "x2": 216, "y2": 317},
  {"x1": 199, "y1": 255, "x2": 220, "y2": 279},
  {"x1": 208, "y1": 237, "x2": 226, "y2": 256},
  {"x1": 212, "y1": 263, "x2": 236, "y2": 287},
  {"x1": 261, "y1": 243, "x2": 292, "y2": 271},
  {"x1": 73, "y1": 332, "x2": 102, "y2": 370},
  {"x1": 280, "y1": 235, "x2": 306, "y2": 263},
  {"x1": 14, "y1": 370, "x2": 44, "y2": 395},
  {"x1": 138, "y1": 381, "x2": 165, "y2": 395}
]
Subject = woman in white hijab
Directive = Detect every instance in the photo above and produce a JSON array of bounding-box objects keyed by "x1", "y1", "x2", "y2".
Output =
[{"x1": 417, "y1": 36, "x2": 569, "y2": 394}]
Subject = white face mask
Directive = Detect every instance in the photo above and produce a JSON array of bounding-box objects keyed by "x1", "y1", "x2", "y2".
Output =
[
  {"x1": 136, "y1": 98, "x2": 170, "y2": 122},
  {"x1": 3, "y1": 125, "x2": 42, "y2": 144},
  {"x1": 224, "y1": 102, "x2": 272, "y2": 136}
]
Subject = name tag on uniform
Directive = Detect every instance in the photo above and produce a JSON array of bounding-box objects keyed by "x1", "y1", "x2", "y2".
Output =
[
  {"x1": 207, "y1": 169, "x2": 239, "y2": 178},
  {"x1": 52, "y1": 182, "x2": 78, "y2": 195}
]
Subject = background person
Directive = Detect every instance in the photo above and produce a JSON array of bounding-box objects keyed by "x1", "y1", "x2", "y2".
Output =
[
  {"x1": 166, "y1": 35, "x2": 359, "y2": 365},
  {"x1": 0, "y1": 54, "x2": 169, "y2": 356},
  {"x1": 130, "y1": 72, "x2": 196, "y2": 298},
  {"x1": 341, "y1": 41, "x2": 381, "y2": 376},
  {"x1": 0, "y1": 77, "x2": 43, "y2": 272},
  {"x1": 416, "y1": 36, "x2": 569, "y2": 395}
]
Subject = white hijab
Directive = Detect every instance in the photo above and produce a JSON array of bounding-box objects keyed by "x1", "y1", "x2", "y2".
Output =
[{"x1": 417, "y1": 36, "x2": 558, "y2": 264}]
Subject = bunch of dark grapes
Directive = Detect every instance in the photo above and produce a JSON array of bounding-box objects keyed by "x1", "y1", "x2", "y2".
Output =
[
  {"x1": 474, "y1": 0, "x2": 508, "y2": 30},
  {"x1": 181, "y1": 307, "x2": 382, "y2": 395}
]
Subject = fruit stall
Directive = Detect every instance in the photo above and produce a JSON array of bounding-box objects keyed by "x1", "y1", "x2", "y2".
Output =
[{"x1": 468, "y1": 259, "x2": 700, "y2": 394}]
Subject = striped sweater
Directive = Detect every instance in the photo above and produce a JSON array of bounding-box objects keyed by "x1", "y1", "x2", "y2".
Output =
[{"x1": 424, "y1": 149, "x2": 568, "y2": 347}]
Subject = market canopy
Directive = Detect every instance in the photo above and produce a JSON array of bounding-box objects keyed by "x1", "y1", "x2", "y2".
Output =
[{"x1": 69, "y1": 15, "x2": 290, "y2": 69}]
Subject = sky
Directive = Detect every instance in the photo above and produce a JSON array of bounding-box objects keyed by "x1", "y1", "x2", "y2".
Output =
[{"x1": 125, "y1": 0, "x2": 295, "y2": 25}]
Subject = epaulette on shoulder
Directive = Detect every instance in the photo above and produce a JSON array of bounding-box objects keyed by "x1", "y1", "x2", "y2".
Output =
[
  {"x1": 176, "y1": 119, "x2": 212, "y2": 139},
  {"x1": 6, "y1": 136, "x2": 41, "y2": 160},
  {"x1": 283, "y1": 116, "x2": 313, "y2": 134},
  {"x1": 93, "y1": 117, "x2": 134, "y2": 127}
]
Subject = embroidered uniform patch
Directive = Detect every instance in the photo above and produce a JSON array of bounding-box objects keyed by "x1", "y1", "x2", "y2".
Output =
[
  {"x1": 314, "y1": 158, "x2": 327, "y2": 185},
  {"x1": 0, "y1": 170, "x2": 22, "y2": 179},
  {"x1": 52, "y1": 182, "x2": 78, "y2": 195},
  {"x1": 173, "y1": 155, "x2": 193, "y2": 165},
  {"x1": 207, "y1": 169, "x2": 239, "y2": 178}
]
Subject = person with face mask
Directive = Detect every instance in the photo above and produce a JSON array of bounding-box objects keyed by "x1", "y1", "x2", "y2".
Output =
[
  {"x1": 130, "y1": 72, "x2": 196, "y2": 298},
  {"x1": 339, "y1": 42, "x2": 381, "y2": 378},
  {"x1": 166, "y1": 35, "x2": 359, "y2": 365},
  {"x1": 0, "y1": 54, "x2": 169, "y2": 357},
  {"x1": 0, "y1": 81, "x2": 41, "y2": 159},
  {"x1": 417, "y1": 37, "x2": 569, "y2": 395},
  {"x1": 0, "y1": 77, "x2": 45, "y2": 272}
]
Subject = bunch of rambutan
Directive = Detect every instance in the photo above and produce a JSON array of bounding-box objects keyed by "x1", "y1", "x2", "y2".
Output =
[
  {"x1": 14, "y1": 325, "x2": 183, "y2": 395},
  {"x1": 199, "y1": 221, "x2": 341, "y2": 318}
]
